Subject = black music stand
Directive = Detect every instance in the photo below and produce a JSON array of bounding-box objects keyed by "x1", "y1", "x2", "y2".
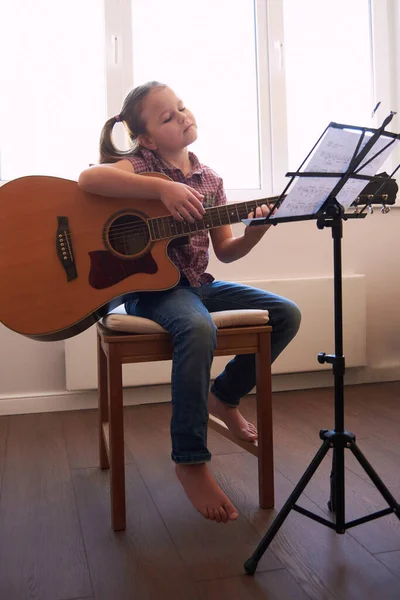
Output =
[{"x1": 242, "y1": 113, "x2": 400, "y2": 575}]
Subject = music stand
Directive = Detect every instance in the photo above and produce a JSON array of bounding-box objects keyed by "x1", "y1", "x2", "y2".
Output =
[{"x1": 242, "y1": 112, "x2": 400, "y2": 575}]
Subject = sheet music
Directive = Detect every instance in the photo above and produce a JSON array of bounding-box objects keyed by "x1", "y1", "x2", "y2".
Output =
[
  {"x1": 336, "y1": 133, "x2": 398, "y2": 208},
  {"x1": 271, "y1": 126, "x2": 399, "y2": 218}
]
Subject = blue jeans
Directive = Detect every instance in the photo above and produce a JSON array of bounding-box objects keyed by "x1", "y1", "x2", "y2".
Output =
[{"x1": 125, "y1": 280, "x2": 301, "y2": 464}]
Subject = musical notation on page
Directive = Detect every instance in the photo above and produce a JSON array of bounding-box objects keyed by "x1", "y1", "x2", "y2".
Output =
[{"x1": 271, "y1": 125, "x2": 399, "y2": 219}]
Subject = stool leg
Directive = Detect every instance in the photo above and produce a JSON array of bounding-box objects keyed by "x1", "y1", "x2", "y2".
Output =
[
  {"x1": 108, "y1": 346, "x2": 126, "y2": 531},
  {"x1": 97, "y1": 332, "x2": 109, "y2": 470},
  {"x1": 256, "y1": 330, "x2": 274, "y2": 508}
]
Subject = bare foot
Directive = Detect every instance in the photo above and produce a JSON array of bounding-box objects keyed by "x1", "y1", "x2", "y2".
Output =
[
  {"x1": 208, "y1": 393, "x2": 258, "y2": 442},
  {"x1": 175, "y1": 463, "x2": 239, "y2": 523}
]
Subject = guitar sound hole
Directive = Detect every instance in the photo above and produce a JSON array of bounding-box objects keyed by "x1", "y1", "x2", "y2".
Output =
[{"x1": 107, "y1": 214, "x2": 150, "y2": 257}]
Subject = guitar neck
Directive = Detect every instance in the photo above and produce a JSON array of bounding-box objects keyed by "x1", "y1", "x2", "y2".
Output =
[{"x1": 148, "y1": 196, "x2": 282, "y2": 241}]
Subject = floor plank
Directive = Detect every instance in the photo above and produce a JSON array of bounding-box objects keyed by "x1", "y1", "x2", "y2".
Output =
[
  {"x1": 272, "y1": 383, "x2": 400, "y2": 451},
  {"x1": 128, "y1": 401, "x2": 246, "y2": 456},
  {"x1": 340, "y1": 436, "x2": 400, "y2": 495},
  {"x1": 0, "y1": 413, "x2": 92, "y2": 600},
  {"x1": 72, "y1": 464, "x2": 200, "y2": 600},
  {"x1": 61, "y1": 408, "x2": 136, "y2": 469},
  {"x1": 61, "y1": 403, "x2": 241, "y2": 472},
  {"x1": 375, "y1": 550, "x2": 400, "y2": 579},
  {"x1": 195, "y1": 569, "x2": 312, "y2": 600},
  {"x1": 122, "y1": 404, "x2": 282, "y2": 581},
  {"x1": 211, "y1": 452, "x2": 400, "y2": 600},
  {"x1": 0, "y1": 416, "x2": 8, "y2": 499},
  {"x1": 1, "y1": 382, "x2": 399, "y2": 600},
  {"x1": 0, "y1": 416, "x2": 8, "y2": 458},
  {"x1": 241, "y1": 396, "x2": 400, "y2": 554}
]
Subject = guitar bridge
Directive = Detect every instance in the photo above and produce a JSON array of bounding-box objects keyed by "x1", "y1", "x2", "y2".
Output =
[{"x1": 56, "y1": 216, "x2": 77, "y2": 281}]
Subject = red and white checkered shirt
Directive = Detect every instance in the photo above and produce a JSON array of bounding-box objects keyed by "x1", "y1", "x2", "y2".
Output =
[{"x1": 126, "y1": 148, "x2": 227, "y2": 286}]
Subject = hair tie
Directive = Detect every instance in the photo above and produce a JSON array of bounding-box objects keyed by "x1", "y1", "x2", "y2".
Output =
[{"x1": 114, "y1": 114, "x2": 122, "y2": 122}]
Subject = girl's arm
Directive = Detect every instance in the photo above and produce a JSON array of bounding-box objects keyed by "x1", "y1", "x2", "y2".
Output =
[
  {"x1": 78, "y1": 159, "x2": 168, "y2": 199},
  {"x1": 210, "y1": 205, "x2": 272, "y2": 263},
  {"x1": 78, "y1": 160, "x2": 205, "y2": 222}
]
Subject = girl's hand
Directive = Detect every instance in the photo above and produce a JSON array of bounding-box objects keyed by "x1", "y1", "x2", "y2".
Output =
[
  {"x1": 159, "y1": 181, "x2": 205, "y2": 223},
  {"x1": 244, "y1": 204, "x2": 274, "y2": 241}
]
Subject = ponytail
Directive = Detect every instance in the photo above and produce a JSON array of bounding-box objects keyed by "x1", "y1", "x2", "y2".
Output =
[
  {"x1": 98, "y1": 116, "x2": 138, "y2": 164},
  {"x1": 98, "y1": 81, "x2": 166, "y2": 164}
]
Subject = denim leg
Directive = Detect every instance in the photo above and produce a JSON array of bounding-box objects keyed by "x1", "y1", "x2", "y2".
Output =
[
  {"x1": 125, "y1": 287, "x2": 217, "y2": 464},
  {"x1": 197, "y1": 281, "x2": 301, "y2": 407}
]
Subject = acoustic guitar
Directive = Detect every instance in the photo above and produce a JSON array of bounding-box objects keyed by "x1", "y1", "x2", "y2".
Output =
[
  {"x1": 0, "y1": 173, "x2": 282, "y2": 341},
  {"x1": 0, "y1": 172, "x2": 396, "y2": 341}
]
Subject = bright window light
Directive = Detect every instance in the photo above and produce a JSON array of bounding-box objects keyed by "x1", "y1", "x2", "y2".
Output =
[
  {"x1": 130, "y1": 0, "x2": 260, "y2": 190},
  {"x1": 283, "y1": 0, "x2": 374, "y2": 171},
  {"x1": 0, "y1": 0, "x2": 106, "y2": 181}
]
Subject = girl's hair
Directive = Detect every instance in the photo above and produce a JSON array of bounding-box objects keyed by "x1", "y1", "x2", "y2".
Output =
[{"x1": 99, "y1": 81, "x2": 166, "y2": 164}]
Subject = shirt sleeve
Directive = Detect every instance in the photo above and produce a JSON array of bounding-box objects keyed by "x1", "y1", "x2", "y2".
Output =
[
  {"x1": 125, "y1": 152, "x2": 151, "y2": 174},
  {"x1": 213, "y1": 178, "x2": 227, "y2": 206}
]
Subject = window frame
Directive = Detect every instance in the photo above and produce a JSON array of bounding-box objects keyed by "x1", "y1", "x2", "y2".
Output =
[
  {"x1": 1, "y1": 0, "x2": 398, "y2": 204},
  {"x1": 103, "y1": 0, "x2": 275, "y2": 202},
  {"x1": 103, "y1": 0, "x2": 399, "y2": 201}
]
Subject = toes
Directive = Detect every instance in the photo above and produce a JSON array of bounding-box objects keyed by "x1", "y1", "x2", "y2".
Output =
[
  {"x1": 224, "y1": 503, "x2": 239, "y2": 521},
  {"x1": 246, "y1": 423, "x2": 258, "y2": 439},
  {"x1": 218, "y1": 506, "x2": 229, "y2": 524},
  {"x1": 240, "y1": 428, "x2": 258, "y2": 441},
  {"x1": 203, "y1": 506, "x2": 232, "y2": 523},
  {"x1": 213, "y1": 509, "x2": 222, "y2": 523},
  {"x1": 203, "y1": 507, "x2": 231, "y2": 523},
  {"x1": 207, "y1": 507, "x2": 216, "y2": 520}
]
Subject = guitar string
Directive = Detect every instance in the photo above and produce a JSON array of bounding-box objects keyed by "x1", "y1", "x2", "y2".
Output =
[
  {"x1": 15, "y1": 193, "x2": 379, "y2": 255},
  {"x1": 95, "y1": 198, "x2": 267, "y2": 234},
  {"x1": 56, "y1": 191, "x2": 379, "y2": 247},
  {"x1": 60, "y1": 190, "x2": 377, "y2": 240},
  {"x1": 61, "y1": 194, "x2": 378, "y2": 237},
  {"x1": 90, "y1": 190, "x2": 378, "y2": 238},
  {"x1": 56, "y1": 200, "x2": 268, "y2": 243},
  {"x1": 59, "y1": 213, "x2": 258, "y2": 245},
  {"x1": 59, "y1": 210, "x2": 253, "y2": 239}
]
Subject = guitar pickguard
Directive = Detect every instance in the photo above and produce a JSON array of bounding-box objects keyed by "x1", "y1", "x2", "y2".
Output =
[{"x1": 88, "y1": 249, "x2": 158, "y2": 289}]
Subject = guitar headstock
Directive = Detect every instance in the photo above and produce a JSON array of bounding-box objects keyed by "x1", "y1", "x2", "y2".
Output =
[{"x1": 351, "y1": 172, "x2": 398, "y2": 213}]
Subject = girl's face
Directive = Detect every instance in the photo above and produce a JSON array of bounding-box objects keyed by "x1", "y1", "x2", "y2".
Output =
[{"x1": 138, "y1": 87, "x2": 197, "y2": 153}]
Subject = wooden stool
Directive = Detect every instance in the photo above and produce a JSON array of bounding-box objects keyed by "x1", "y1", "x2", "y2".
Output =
[{"x1": 97, "y1": 308, "x2": 274, "y2": 530}]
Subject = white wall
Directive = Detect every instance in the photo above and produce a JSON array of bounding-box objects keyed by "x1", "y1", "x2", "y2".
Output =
[
  {"x1": 1, "y1": 209, "x2": 400, "y2": 407},
  {"x1": 1, "y1": 3, "x2": 399, "y2": 409}
]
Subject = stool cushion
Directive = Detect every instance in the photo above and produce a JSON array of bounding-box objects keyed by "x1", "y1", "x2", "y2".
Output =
[{"x1": 102, "y1": 305, "x2": 269, "y2": 334}]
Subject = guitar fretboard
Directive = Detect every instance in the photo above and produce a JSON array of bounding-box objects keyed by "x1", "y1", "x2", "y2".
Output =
[{"x1": 148, "y1": 197, "x2": 280, "y2": 241}]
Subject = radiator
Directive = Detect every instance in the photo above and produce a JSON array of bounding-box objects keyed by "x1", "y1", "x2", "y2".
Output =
[{"x1": 65, "y1": 275, "x2": 366, "y2": 390}]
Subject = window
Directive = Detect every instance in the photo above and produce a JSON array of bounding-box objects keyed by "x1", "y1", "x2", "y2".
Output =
[
  {"x1": 0, "y1": 0, "x2": 106, "y2": 181},
  {"x1": 130, "y1": 0, "x2": 261, "y2": 192},
  {"x1": 283, "y1": 0, "x2": 374, "y2": 171},
  {"x1": 0, "y1": 0, "x2": 397, "y2": 199}
]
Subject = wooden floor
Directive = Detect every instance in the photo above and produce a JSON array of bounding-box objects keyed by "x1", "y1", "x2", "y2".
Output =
[{"x1": 0, "y1": 382, "x2": 399, "y2": 600}]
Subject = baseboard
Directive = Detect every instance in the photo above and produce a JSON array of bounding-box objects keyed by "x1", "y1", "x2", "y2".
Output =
[
  {"x1": 1, "y1": 365, "x2": 399, "y2": 416},
  {"x1": 0, "y1": 385, "x2": 168, "y2": 416}
]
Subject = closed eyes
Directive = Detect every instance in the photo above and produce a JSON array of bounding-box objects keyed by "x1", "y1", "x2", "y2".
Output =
[{"x1": 162, "y1": 107, "x2": 186, "y2": 123}]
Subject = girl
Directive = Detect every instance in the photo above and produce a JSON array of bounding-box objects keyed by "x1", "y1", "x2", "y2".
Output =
[{"x1": 78, "y1": 81, "x2": 301, "y2": 524}]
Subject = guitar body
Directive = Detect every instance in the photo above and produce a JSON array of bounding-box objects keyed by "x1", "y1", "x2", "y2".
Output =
[{"x1": 0, "y1": 174, "x2": 180, "y2": 340}]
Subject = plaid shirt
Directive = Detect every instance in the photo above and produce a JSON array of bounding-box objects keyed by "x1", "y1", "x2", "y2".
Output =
[{"x1": 127, "y1": 148, "x2": 227, "y2": 286}]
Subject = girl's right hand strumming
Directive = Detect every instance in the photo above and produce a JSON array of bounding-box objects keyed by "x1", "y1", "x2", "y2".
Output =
[{"x1": 159, "y1": 181, "x2": 205, "y2": 223}]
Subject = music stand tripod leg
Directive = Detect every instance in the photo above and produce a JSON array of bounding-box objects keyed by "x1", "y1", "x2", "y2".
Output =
[
  {"x1": 349, "y1": 440, "x2": 400, "y2": 513},
  {"x1": 244, "y1": 202, "x2": 400, "y2": 576},
  {"x1": 244, "y1": 438, "x2": 331, "y2": 575}
]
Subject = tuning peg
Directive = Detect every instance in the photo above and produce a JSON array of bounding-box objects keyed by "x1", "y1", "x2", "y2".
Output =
[{"x1": 381, "y1": 204, "x2": 391, "y2": 214}]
